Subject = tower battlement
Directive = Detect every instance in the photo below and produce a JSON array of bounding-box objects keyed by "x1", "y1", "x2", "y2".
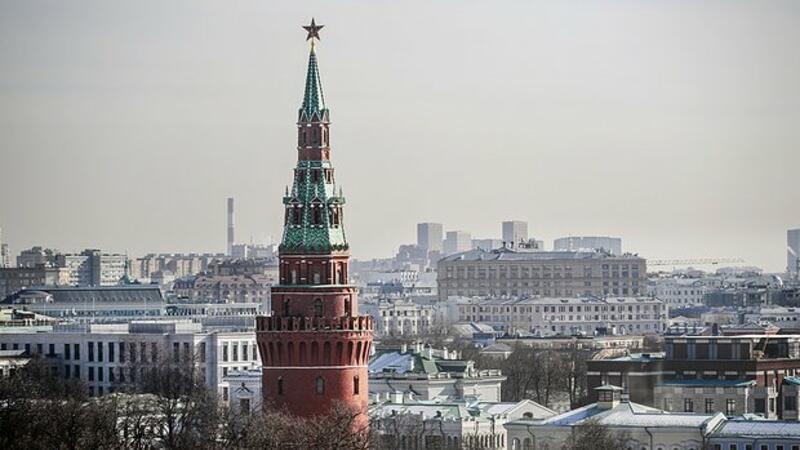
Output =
[{"x1": 257, "y1": 315, "x2": 373, "y2": 332}]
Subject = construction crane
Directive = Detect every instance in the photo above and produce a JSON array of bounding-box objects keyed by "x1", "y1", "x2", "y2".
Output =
[{"x1": 647, "y1": 257, "x2": 745, "y2": 267}]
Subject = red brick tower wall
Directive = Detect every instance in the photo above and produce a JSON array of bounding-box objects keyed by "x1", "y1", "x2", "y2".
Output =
[{"x1": 256, "y1": 25, "x2": 373, "y2": 429}]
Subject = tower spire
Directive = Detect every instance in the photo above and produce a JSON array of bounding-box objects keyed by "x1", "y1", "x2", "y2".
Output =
[{"x1": 300, "y1": 18, "x2": 327, "y2": 122}]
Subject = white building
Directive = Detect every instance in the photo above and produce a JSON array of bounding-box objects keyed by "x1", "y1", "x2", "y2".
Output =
[
  {"x1": 505, "y1": 385, "x2": 726, "y2": 450},
  {"x1": 450, "y1": 296, "x2": 667, "y2": 336},
  {"x1": 417, "y1": 223, "x2": 443, "y2": 254},
  {"x1": 502, "y1": 221, "x2": 528, "y2": 246},
  {"x1": 220, "y1": 368, "x2": 262, "y2": 414},
  {"x1": 708, "y1": 419, "x2": 800, "y2": 450},
  {"x1": 55, "y1": 249, "x2": 127, "y2": 286},
  {"x1": 0, "y1": 320, "x2": 259, "y2": 398},
  {"x1": 364, "y1": 298, "x2": 438, "y2": 336},
  {"x1": 370, "y1": 344, "x2": 506, "y2": 403},
  {"x1": 443, "y1": 231, "x2": 472, "y2": 256},
  {"x1": 789, "y1": 228, "x2": 800, "y2": 278},
  {"x1": 371, "y1": 399, "x2": 555, "y2": 450},
  {"x1": 654, "y1": 380, "x2": 766, "y2": 418},
  {"x1": 743, "y1": 306, "x2": 800, "y2": 326},
  {"x1": 553, "y1": 236, "x2": 622, "y2": 255},
  {"x1": 651, "y1": 277, "x2": 710, "y2": 308}
]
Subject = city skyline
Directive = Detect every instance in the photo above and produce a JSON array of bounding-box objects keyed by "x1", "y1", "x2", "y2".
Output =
[{"x1": 1, "y1": 1, "x2": 799, "y2": 271}]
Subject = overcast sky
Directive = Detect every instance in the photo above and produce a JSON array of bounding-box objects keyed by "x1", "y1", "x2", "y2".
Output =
[{"x1": 0, "y1": 1, "x2": 798, "y2": 271}]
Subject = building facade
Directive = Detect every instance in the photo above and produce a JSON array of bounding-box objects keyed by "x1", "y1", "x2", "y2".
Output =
[
  {"x1": 0, "y1": 265, "x2": 66, "y2": 300},
  {"x1": 553, "y1": 235, "x2": 622, "y2": 255},
  {"x1": 505, "y1": 386, "x2": 726, "y2": 450},
  {"x1": 255, "y1": 28, "x2": 373, "y2": 424},
  {"x1": 55, "y1": 249, "x2": 127, "y2": 286},
  {"x1": 502, "y1": 221, "x2": 528, "y2": 246},
  {"x1": 0, "y1": 320, "x2": 259, "y2": 397},
  {"x1": 789, "y1": 228, "x2": 800, "y2": 278},
  {"x1": 443, "y1": 231, "x2": 472, "y2": 256},
  {"x1": 452, "y1": 296, "x2": 667, "y2": 336},
  {"x1": 437, "y1": 248, "x2": 647, "y2": 300},
  {"x1": 651, "y1": 277, "x2": 709, "y2": 308},
  {"x1": 417, "y1": 222, "x2": 443, "y2": 255},
  {"x1": 369, "y1": 344, "x2": 506, "y2": 403},
  {"x1": 587, "y1": 335, "x2": 800, "y2": 419}
]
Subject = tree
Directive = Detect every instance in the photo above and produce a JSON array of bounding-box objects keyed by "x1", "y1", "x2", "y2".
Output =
[{"x1": 564, "y1": 420, "x2": 629, "y2": 450}]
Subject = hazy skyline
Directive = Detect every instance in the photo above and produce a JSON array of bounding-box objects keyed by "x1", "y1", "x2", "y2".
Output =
[{"x1": 1, "y1": 1, "x2": 798, "y2": 271}]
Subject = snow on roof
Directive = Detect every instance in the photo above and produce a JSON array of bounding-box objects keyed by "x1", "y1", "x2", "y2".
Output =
[
  {"x1": 369, "y1": 351, "x2": 414, "y2": 374},
  {"x1": 712, "y1": 420, "x2": 800, "y2": 438},
  {"x1": 537, "y1": 401, "x2": 714, "y2": 428}
]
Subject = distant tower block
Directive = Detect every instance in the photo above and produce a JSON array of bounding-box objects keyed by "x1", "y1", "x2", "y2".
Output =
[
  {"x1": 256, "y1": 19, "x2": 373, "y2": 428},
  {"x1": 227, "y1": 198, "x2": 235, "y2": 256}
]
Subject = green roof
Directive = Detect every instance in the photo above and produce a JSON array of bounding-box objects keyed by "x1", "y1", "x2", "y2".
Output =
[{"x1": 299, "y1": 47, "x2": 328, "y2": 122}]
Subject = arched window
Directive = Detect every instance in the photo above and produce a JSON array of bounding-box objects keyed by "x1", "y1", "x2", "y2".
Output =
[
  {"x1": 315, "y1": 376, "x2": 325, "y2": 395},
  {"x1": 277, "y1": 377, "x2": 284, "y2": 395},
  {"x1": 283, "y1": 299, "x2": 291, "y2": 316},
  {"x1": 312, "y1": 206, "x2": 322, "y2": 225},
  {"x1": 314, "y1": 299, "x2": 323, "y2": 316},
  {"x1": 353, "y1": 376, "x2": 360, "y2": 395},
  {"x1": 292, "y1": 207, "x2": 301, "y2": 225}
]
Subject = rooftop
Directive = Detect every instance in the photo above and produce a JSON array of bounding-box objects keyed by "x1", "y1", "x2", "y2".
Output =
[
  {"x1": 711, "y1": 419, "x2": 800, "y2": 439},
  {"x1": 439, "y1": 248, "x2": 643, "y2": 263}
]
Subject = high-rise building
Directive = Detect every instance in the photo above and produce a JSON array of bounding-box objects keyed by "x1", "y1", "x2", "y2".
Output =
[
  {"x1": 789, "y1": 228, "x2": 800, "y2": 278},
  {"x1": 256, "y1": 22, "x2": 373, "y2": 426},
  {"x1": 443, "y1": 230, "x2": 472, "y2": 256},
  {"x1": 553, "y1": 236, "x2": 622, "y2": 255},
  {"x1": 502, "y1": 220, "x2": 528, "y2": 246},
  {"x1": 438, "y1": 248, "x2": 646, "y2": 300},
  {"x1": 16, "y1": 246, "x2": 58, "y2": 268},
  {"x1": 416, "y1": 222, "x2": 443, "y2": 254},
  {"x1": 55, "y1": 249, "x2": 127, "y2": 286},
  {"x1": 0, "y1": 227, "x2": 8, "y2": 268},
  {"x1": 227, "y1": 197, "x2": 235, "y2": 256}
]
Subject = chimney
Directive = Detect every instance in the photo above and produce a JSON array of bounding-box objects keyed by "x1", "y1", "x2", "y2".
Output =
[{"x1": 227, "y1": 197, "x2": 235, "y2": 256}]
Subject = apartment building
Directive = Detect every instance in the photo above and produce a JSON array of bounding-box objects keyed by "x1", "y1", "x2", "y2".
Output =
[
  {"x1": 452, "y1": 296, "x2": 667, "y2": 336},
  {"x1": 437, "y1": 248, "x2": 646, "y2": 300},
  {"x1": 0, "y1": 320, "x2": 259, "y2": 397}
]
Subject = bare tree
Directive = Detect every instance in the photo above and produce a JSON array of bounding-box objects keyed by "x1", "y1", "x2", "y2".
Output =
[{"x1": 564, "y1": 419, "x2": 629, "y2": 450}]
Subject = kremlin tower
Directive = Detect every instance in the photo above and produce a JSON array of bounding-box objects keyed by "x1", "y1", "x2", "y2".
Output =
[{"x1": 256, "y1": 19, "x2": 373, "y2": 425}]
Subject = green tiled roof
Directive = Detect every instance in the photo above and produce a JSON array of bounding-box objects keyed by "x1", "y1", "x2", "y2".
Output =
[{"x1": 299, "y1": 47, "x2": 328, "y2": 122}]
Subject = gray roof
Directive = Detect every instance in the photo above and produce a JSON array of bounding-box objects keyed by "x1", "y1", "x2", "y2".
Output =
[
  {"x1": 711, "y1": 420, "x2": 800, "y2": 439},
  {"x1": 4, "y1": 286, "x2": 164, "y2": 305},
  {"x1": 439, "y1": 248, "x2": 643, "y2": 263},
  {"x1": 512, "y1": 400, "x2": 722, "y2": 429}
]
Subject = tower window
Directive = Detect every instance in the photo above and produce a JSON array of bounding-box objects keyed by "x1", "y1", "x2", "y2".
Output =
[
  {"x1": 292, "y1": 208, "x2": 301, "y2": 226},
  {"x1": 312, "y1": 207, "x2": 322, "y2": 225},
  {"x1": 315, "y1": 376, "x2": 325, "y2": 395},
  {"x1": 345, "y1": 298, "x2": 351, "y2": 316},
  {"x1": 329, "y1": 206, "x2": 340, "y2": 227},
  {"x1": 314, "y1": 299, "x2": 323, "y2": 316},
  {"x1": 283, "y1": 299, "x2": 291, "y2": 316},
  {"x1": 353, "y1": 376, "x2": 359, "y2": 395},
  {"x1": 277, "y1": 377, "x2": 284, "y2": 395},
  {"x1": 311, "y1": 169, "x2": 320, "y2": 182}
]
